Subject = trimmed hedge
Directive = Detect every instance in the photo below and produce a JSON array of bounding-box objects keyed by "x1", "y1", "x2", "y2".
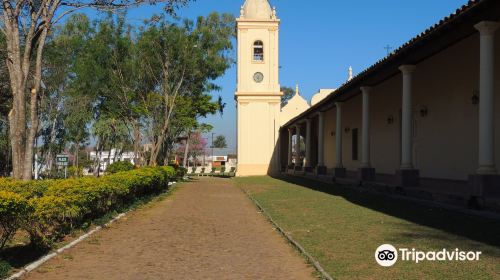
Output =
[
  {"x1": 167, "y1": 165, "x2": 187, "y2": 180},
  {"x1": 0, "y1": 260, "x2": 11, "y2": 279},
  {"x1": 0, "y1": 191, "x2": 28, "y2": 249},
  {"x1": 106, "y1": 161, "x2": 135, "y2": 174},
  {"x1": 0, "y1": 166, "x2": 175, "y2": 249}
]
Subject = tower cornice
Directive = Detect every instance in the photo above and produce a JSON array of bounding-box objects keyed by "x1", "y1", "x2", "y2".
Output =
[{"x1": 236, "y1": 18, "x2": 280, "y2": 23}]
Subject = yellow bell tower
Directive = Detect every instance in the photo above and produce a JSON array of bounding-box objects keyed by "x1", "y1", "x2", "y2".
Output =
[{"x1": 235, "y1": 0, "x2": 281, "y2": 176}]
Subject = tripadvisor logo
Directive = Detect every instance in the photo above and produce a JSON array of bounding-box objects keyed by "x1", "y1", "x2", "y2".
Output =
[
  {"x1": 375, "y1": 244, "x2": 398, "y2": 267},
  {"x1": 375, "y1": 244, "x2": 482, "y2": 267}
]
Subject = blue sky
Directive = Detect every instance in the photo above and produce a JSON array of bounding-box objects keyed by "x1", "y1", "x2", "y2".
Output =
[{"x1": 122, "y1": 0, "x2": 469, "y2": 153}]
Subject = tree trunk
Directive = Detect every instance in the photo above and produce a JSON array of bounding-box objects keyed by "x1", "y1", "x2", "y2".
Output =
[
  {"x1": 8, "y1": 108, "x2": 24, "y2": 179},
  {"x1": 149, "y1": 134, "x2": 164, "y2": 166},
  {"x1": 93, "y1": 142, "x2": 103, "y2": 177},
  {"x1": 5, "y1": 124, "x2": 12, "y2": 176},
  {"x1": 183, "y1": 137, "x2": 190, "y2": 168},
  {"x1": 2, "y1": 0, "x2": 59, "y2": 180},
  {"x1": 22, "y1": 20, "x2": 49, "y2": 180},
  {"x1": 132, "y1": 120, "x2": 141, "y2": 166},
  {"x1": 148, "y1": 68, "x2": 185, "y2": 166},
  {"x1": 75, "y1": 144, "x2": 80, "y2": 170},
  {"x1": 46, "y1": 112, "x2": 59, "y2": 171},
  {"x1": 4, "y1": 11, "x2": 28, "y2": 179},
  {"x1": 112, "y1": 148, "x2": 118, "y2": 163},
  {"x1": 106, "y1": 148, "x2": 112, "y2": 173},
  {"x1": 22, "y1": 89, "x2": 39, "y2": 180},
  {"x1": 6, "y1": 40, "x2": 27, "y2": 180}
]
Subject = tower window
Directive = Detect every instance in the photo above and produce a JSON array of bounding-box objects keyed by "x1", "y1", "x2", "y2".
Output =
[{"x1": 253, "y1": 40, "x2": 264, "y2": 61}]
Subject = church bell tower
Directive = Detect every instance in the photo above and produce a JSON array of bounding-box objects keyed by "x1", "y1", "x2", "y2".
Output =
[{"x1": 235, "y1": 0, "x2": 281, "y2": 176}]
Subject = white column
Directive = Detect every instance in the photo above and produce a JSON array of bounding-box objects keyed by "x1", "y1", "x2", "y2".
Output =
[
  {"x1": 335, "y1": 102, "x2": 343, "y2": 168},
  {"x1": 305, "y1": 119, "x2": 312, "y2": 168},
  {"x1": 287, "y1": 128, "x2": 293, "y2": 166},
  {"x1": 360, "y1": 86, "x2": 372, "y2": 168},
  {"x1": 475, "y1": 21, "x2": 499, "y2": 174},
  {"x1": 318, "y1": 112, "x2": 325, "y2": 166},
  {"x1": 399, "y1": 65, "x2": 416, "y2": 170},
  {"x1": 295, "y1": 124, "x2": 301, "y2": 167}
]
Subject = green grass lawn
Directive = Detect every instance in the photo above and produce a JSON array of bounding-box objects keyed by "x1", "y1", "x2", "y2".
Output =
[{"x1": 234, "y1": 176, "x2": 500, "y2": 280}]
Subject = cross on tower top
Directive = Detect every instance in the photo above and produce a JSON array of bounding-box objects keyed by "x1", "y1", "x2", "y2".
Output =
[{"x1": 384, "y1": 45, "x2": 393, "y2": 56}]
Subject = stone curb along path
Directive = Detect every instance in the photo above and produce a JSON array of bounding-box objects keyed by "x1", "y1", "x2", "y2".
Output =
[
  {"x1": 6, "y1": 212, "x2": 129, "y2": 280},
  {"x1": 238, "y1": 187, "x2": 334, "y2": 280}
]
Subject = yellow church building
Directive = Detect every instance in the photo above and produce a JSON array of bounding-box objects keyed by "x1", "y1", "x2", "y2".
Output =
[
  {"x1": 234, "y1": 0, "x2": 282, "y2": 176},
  {"x1": 235, "y1": 0, "x2": 500, "y2": 210}
]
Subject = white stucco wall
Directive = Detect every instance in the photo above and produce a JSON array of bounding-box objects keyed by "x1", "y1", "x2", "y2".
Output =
[{"x1": 280, "y1": 93, "x2": 310, "y2": 126}]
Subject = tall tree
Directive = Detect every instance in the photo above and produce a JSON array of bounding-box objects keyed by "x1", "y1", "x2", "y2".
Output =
[
  {"x1": 91, "y1": 117, "x2": 130, "y2": 176},
  {"x1": 38, "y1": 14, "x2": 93, "y2": 172},
  {"x1": 0, "y1": 32, "x2": 11, "y2": 175},
  {"x1": 137, "y1": 12, "x2": 234, "y2": 166},
  {"x1": 176, "y1": 130, "x2": 208, "y2": 167},
  {"x1": 281, "y1": 86, "x2": 295, "y2": 108},
  {"x1": 213, "y1": 135, "x2": 227, "y2": 149},
  {"x1": 71, "y1": 12, "x2": 139, "y2": 169},
  {"x1": 0, "y1": 0, "x2": 190, "y2": 180}
]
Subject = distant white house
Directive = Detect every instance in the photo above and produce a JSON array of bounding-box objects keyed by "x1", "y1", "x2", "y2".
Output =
[
  {"x1": 89, "y1": 149, "x2": 137, "y2": 172},
  {"x1": 210, "y1": 155, "x2": 237, "y2": 168}
]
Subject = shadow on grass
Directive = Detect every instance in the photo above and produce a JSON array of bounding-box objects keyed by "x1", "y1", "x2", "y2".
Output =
[{"x1": 273, "y1": 175, "x2": 500, "y2": 249}]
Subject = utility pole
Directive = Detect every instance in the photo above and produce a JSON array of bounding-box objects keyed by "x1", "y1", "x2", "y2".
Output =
[
  {"x1": 34, "y1": 154, "x2": 38, "y2": 180},
  {"x1": 211, "y1": 133, "x2": 215, "y2": 166},
  {"x1": 203, "y1": 137, "x2": 209, "y2": 166},
  {"x1": 183, "y1": 137, "x2": 189, "y2": 168}
]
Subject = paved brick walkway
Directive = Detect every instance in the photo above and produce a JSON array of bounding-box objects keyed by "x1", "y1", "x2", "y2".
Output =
[{"x1": 21, "y1": 177, "x2": 315, "y2": 280}]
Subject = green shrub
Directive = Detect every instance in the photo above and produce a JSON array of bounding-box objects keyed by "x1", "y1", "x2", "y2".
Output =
[
  {"x1": 177, "y1": 167, "x2": 187, "y2": 178},
  {"x1": 27, "y1": 195, "x2": 80, "y2": 247},
  {"x1": 0, "y1": 191, "x2": 29, "y2": 250},
  {"x1": 106, "y1": 161, "x2": 135, "y2": 174},
  {"x1": 0, "y1": 178, "x2": 13, "y2": 185},
  {"x1": 0, "y1": 260, "x2": 12, "y2": 279},
  {"x1": 68, "y1": 166, "x2": 84, "y2": 177},
  {"x1": 0, "y1": 179, "x2": 52, "y2": 199},
  {"x1": 0, "y1": 166, "x2": 176, "y2": 249},
  {"x1": 40, "y1": 169, "x2": 69, "y2": 179},
  {"x1": 168, "y1": 164, "x2": 186, "y2": 179}
]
